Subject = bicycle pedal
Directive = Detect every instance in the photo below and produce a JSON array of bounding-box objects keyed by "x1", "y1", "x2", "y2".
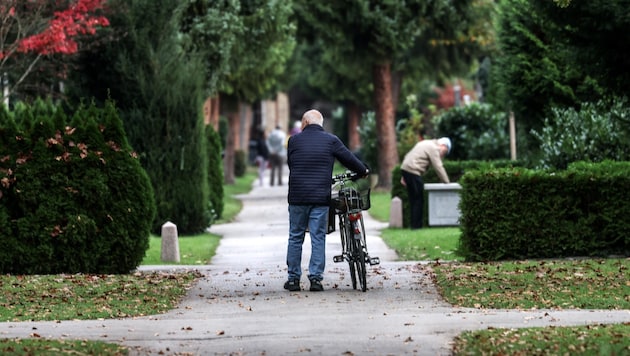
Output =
[
  {"x1": 333, "y1": 255, "x2": 344, "y2": 263},
  {"x1": 369, "y1": 257, "x2": 380, "y2": 265}
]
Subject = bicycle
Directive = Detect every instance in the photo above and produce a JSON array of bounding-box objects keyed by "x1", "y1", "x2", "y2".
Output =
[{"x1": 330, "y1": 171, "x2": 380, "y2": 292}]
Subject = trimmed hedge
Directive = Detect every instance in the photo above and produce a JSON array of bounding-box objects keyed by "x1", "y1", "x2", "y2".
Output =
[
  {"x1": 0, "y1": 100, "x2": 156, "y2": 274},
  {"x1": 458, "y1": 161, "x2": 630, "y2": 261}
]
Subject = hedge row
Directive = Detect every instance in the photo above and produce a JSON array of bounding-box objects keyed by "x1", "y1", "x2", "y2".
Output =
[
  {"x1": 458, "y1": 161, "x2": 630, "y2": 261},
  {"x1": 0, "y1": 100, "x2": 156, "y2": 274}
]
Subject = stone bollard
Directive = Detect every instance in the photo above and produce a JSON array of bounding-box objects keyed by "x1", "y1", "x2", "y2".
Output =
[
  {"x1": 161, "y1": 221, "x2": 180, "y2": 263},
  {"x1": 389, "y1": 196, "x2": 403, "y2": 228}
]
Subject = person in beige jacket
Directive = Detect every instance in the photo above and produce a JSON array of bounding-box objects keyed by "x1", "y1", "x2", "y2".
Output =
[{"x1": 400, "y1": 137, "x2": 451, "y2": 229}]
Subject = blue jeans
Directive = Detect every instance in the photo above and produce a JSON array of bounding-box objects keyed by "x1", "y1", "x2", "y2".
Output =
[{"x1": 287, "y1": 205, "x2": 329, "y2": 282}]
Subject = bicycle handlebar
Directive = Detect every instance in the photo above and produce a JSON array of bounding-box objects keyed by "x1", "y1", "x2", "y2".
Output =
[{"x1": 332, "y1": 170, "x2": 368, "y2": 184}]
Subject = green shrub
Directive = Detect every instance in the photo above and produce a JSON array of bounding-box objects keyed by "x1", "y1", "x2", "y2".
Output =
[
  {"x1": 433, "y1": 103, "x2": 510, "y2": 161},
  {"x1": 458, "y1": 162, "x2": 630, "y2": 261},
  {"x1": 65, "y1": 0, "x2": 212, "y2": 235},
  {"x1": 206, "y1": 125, "x2": 224, "y2": 220},
  {"x1": 357, "y1": 111, "x2": 378, "y2": 172},
  {"x1": 0, "y1": 100, "x2": 156, "y2": 274},
  {"x1": 532, "y1": 97, "x2": 630, "y2": 169},
  {"x1": 567, "y1": 161, "x2": 630, "y2": 252},
  {"x1": 396, "y1": 94, "x2": 425, "y2": 163},
  {"x1": 234, "y1": 149, "x2": 247, "y2": 177}
]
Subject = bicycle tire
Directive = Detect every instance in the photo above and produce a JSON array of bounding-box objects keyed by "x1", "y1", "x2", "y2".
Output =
[
  {"x1": 352, "y1": 227, "x2": 367, "y2": 292},
  {"x1": 345, "y1": 220, "x2": 358, "y2": 290}
]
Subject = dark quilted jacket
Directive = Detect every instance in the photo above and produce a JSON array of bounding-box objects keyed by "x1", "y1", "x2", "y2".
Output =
[{"x1": 287, "y1": 124, "x2": 367, "y2": 206}]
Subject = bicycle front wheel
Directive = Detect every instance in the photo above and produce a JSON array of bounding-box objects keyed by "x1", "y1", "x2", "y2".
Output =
[
  {"x1": 352, "y1": 237, "x2": 367, "y2": 292},
  {"x1": 345, "y1": 223, "x2": 358, "y2": 290}
]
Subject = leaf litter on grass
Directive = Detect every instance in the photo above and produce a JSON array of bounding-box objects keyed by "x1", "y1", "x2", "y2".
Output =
[
  {"x1": 0, "y1": 270, "x2": 202, "y2": 322},
  {"x1": 453, "y1": 322, "x2": 630, "y2": 356},
  {"x1": 429, "y1": 258, "x2": 629, "y2": 310}
]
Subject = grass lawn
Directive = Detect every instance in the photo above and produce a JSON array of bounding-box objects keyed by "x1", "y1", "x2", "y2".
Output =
[
  {"x1": 453, "y1": 323, "x2": 629, "y2": 355},
  {"x1": 216, "y1": 168, "x2": 257, "y2": 224},
  {"x1": 139, "y1": 167, "x2": 257, "y2": 266},
  {"x1": 369, "y1": 189, "x2": 463, "y2": 261},
  {"x1": 0, "y1": 272, "x2": 200, "y2": 322},
  {"x1": 381, "y1": 227, "x2": 462, "y2": 261},
  {"x1": 142, "y1": 233, "x2": 220, "y2": 265},
  {"x1": 432, "y1": 258, "x2": 630, "y2": 310},
  {"x1": 0, "y1": 339, "x2": 128, "y2": 355},
  {"x1": 1, "y1": 169, "x2": 628, "y2": 355}
]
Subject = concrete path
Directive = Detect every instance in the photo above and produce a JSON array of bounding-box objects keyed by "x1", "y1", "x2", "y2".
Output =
[{"x1": 1, "y1": 166, "x2": 628, "y2": 355}]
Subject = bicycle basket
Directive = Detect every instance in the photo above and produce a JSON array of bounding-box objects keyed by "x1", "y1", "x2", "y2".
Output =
[{"x1": 333, "y1": 187, "x2": 370, "y2": 212}]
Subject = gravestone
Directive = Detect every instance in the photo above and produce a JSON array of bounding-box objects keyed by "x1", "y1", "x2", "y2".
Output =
[
  {"x1": 161, "y1": 221, "x2": 180, "y2": 263},
  {"x1": 424, "y1": 183, "x2": 462, "y2": 226},
  {"x1": 389, "y1": 196, "x2": 403, "y2": 228}
]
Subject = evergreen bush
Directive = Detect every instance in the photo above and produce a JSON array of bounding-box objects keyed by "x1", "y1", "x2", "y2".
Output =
[
  {"x1": 532, "y1": 97, "x2": 630, "y2": 169},
  {"x1": 357, "y1": 111, "x2": 378, "y2": 173},
  {"x1": 433, "y1": 103, "x2": 510, "y2": 161},
  {"x1": 206, "y1": 125, "x2": 224, "y2": 220},
  {"x1": 65, "y1": 0, "x2": 213, "y2": 234},
  {"x1": 0, "y1": 100, "x2": 155, "y2": 274},
  {"x1": 234, "y1": 150, "x2": 247, "y2": 177}
]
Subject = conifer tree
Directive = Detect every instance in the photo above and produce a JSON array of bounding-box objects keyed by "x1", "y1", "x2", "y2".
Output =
[{"x1": 67, "y1": 0, "x2": 212, "y2": 234}]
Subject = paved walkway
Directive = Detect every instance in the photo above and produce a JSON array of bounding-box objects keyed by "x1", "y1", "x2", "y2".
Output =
[{"x1": 1, "y1": 166, "x2": 629, "y2": 355}]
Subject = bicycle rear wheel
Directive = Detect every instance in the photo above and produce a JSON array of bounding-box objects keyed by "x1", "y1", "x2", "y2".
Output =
[
  {"x1": 351, "y1": 219, "x2": 367, "y2": 292},
  {"x1": 352, "y1": 237, "x2": 367, "y2": 292}
]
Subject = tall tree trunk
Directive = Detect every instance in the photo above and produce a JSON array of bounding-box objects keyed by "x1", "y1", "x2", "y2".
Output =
[
  {"x1": 212, "y1": 97, "x2": 220, "y2": 129},
  {"x1": 373, "y1": 62, "x2": 398, "y2": 190},
  {"x1": 239, "y1": 102, "x2": 253, "y2": 152},
  {"x1": 391, "y1": 70, "x2": 403, "y2": 114},
  {"x1": 347, "y1": 102, "x2": 361, "y2": 152},
  {"x1": 203, "y1": 96, "x2": 221, "y2": 131},
  {"x1": 203, "y1": 97, "x2": 212, "y2": 126}
]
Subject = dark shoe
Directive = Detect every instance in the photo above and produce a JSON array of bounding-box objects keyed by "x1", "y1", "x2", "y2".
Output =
[
  {"x1": 284, "y1": 279, "x2": 300, "y2": 291},
  {"x1": 309, "y1": 279, "x2": 324, "y2": 292}
]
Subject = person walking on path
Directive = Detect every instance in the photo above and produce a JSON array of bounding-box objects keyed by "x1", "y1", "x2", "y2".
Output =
[
  {"x1": 400, "y1": 137, "x2": 451, "y2": 229},
  {"x1": 289, "y1": 120, "x2": 302, "y2": 136},
  {"x1": 267, "y1": 125, "x2": 286, "y2": 186},
  {"x1": 285, "y1": 109, "x2": 369, "y2": 292},
  {"x1": 254, "y1": 128, "x2": 269, "y2": 186}
]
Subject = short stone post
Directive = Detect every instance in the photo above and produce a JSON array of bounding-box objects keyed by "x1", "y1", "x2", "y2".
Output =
[
  {"x1": 161, "y1": 221, "x2": 180, "y2": 263},
  {"x1": 389, "y1": 196, "x2": 403, "y2": 228}
]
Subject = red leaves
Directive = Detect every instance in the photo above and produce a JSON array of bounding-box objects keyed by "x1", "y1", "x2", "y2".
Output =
[
  {"x1": 12, "y1": 0, "x2": 110, "y2": 56},
  {"x1": 0, "y1": 6, "x2": 16, "y2": 27},
  {"x1": 50, "y1": 225, "x2": 63, "y2": 237},
  {"x1": 106, "y1": 141, "x2": 121, "y2": 152}
]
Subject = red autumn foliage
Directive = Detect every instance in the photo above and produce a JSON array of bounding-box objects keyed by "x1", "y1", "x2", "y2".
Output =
[{"x1": 0, "y1": 0, "x2": 109, "y2": 58}]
